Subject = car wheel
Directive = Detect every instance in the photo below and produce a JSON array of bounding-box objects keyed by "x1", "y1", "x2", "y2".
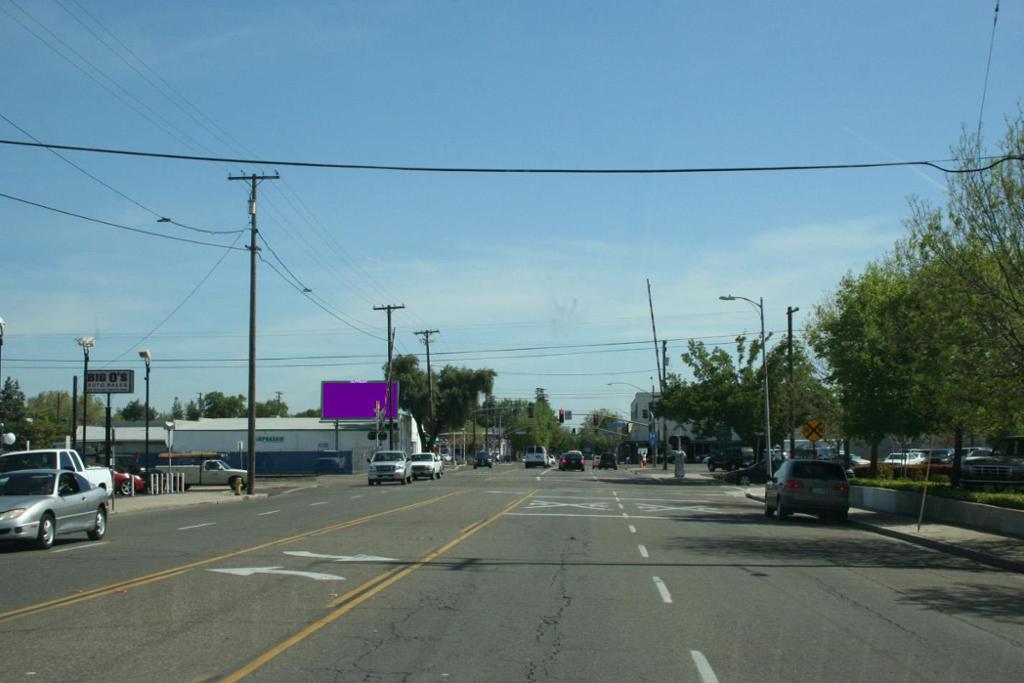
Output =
[
  {"x1": 474, "y1": 465, "x2": 478, "y2": 469},
  {"x1": 776, "y1": 497, "x2": 790, "y2": 520},
  {"x1": 739, "y1": 475, "x2": 752, "y2": 486},
  {"x1": 401, "y1": 476, "x2": 408, "y2": 485},
  {"x1": 834, "y1": 510, "x2": 849, "y2": 524},
  {"x1": 368, "y1": 480, "x2": 374, "y2": 486},
  {"x1": 87, "y1": 506, "x2": 107, "y2": 541},
  {"x1": 764, "y1": 497, "x2": 774, "y2": 516},
  {"x1": 708, "y1": 464, "x2": 715, "y2": 472},
  {"x1": 118, "y1": 479, "x2": 133, "y2": 496},
  {"x1": 36, "y1": 513, "x2": 56, "y2": 550}
]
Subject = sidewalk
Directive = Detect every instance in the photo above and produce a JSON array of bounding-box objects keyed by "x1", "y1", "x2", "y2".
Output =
[
  {"x1": 107, "y1": 476, "x2": 323, "y2": 515},
  {"x1": 743, "y1": 486, "x2": 1024, "y2": 574}
]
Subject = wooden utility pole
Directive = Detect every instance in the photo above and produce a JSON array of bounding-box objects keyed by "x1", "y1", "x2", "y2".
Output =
[
  {"x1": 374, "y1": 304, "x2": 405, "y2": 449},
  {"x1": 414, "y1": 329, "x2": 439, "y2": 448},
  {"x1": 228, "y1": 172, "x2": 278, "y2": 494}
]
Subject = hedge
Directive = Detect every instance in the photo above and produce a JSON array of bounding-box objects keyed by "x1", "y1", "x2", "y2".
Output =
[{"x1": 850, "y1": 478, "x2": 1024, "y2": 511}]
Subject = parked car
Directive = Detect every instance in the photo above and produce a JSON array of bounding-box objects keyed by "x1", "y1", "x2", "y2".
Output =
[
  {"x1": 724, "y1": 461, "x2": 778, "y2": 486},
  {"x1": 921, "y1": 448, "x2": 955, "y2": 464},
  {"x1": 367, "y1": 450, "x2": 412, "y2": 485},
  {"x1": 764, "y1": 460, "x2": 850, "y2": 522},
  {"x1": 559, "y1": 452, "x2": 585, "y2": 471},
  {"x1": 473, "y1": 451, "x2": 493, "y2": 469},
  {"x1": 410, "y1": 452, "x2": 444, "y2": 480},
  {"x1": 0, "y1": 449, "x2": 113, "y2": 496},
  {"x1": 596, "y1": 453, "x2": 618, "y2": 470},
  {"x1": 113, "y1": 469, "x2": 146, "y2": 495},
  {"x1": 961, "y1": 436, "x2": 1024, "y2": 490},
  {"x1": 882, "y1": 451, "x2": 926, "y2": 466},
  {"x1": 524, "y1": 445, "x2": 549, "y2": 469},
  {"x1": 706, "y1": 447, "x2": 755, "y2": 472},
  {"x1": 153, "y1": 459, "x2": 248, "y2": 490},
  {"x1": 0, "y1": 469, "x2": 109, "y2": 549}
]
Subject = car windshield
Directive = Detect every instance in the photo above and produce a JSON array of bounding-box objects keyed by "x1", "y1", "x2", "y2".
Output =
[
  {"x1": 411, "y1": 454, "x2": 433, "y2": 461},
  {"x1": 0, "y1": 472, "x2": 55, "y2": 496},
  {"x1": 371, "y1": 452, "x2": 404, "y2": 462}
]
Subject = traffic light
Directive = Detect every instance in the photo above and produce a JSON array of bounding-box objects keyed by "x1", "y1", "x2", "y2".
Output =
[{"x1": 558, "y1": 409, "x2": 565, "y2": 424}]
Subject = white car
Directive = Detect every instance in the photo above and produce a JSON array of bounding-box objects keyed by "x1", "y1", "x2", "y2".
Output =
[
  {"x1": 410, "y1": 452, "x2": 444, "y2": 480},
  {"x1": 367, "y1": 450, "x2": 412, "y2": 485},
  {"x1": 882, "y1": 452, "x2": 926, "y2": 466},
  {"x1": 524, "y1": 446, "x2": 549, "y2": 469}
]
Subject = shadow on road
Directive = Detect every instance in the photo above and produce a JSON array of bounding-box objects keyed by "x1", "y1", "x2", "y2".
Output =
[{"x1": 895, "y1": 583, "x2": 1024, "y2": 623}]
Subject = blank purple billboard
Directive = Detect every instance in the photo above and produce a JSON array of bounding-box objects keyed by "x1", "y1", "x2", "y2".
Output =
[{"x1": 320, "y1": 381, "x2": 400, "y2": 420}]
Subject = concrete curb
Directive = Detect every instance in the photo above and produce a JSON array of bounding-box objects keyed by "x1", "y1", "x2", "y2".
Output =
[
  {"x1": 109, "y1": 492, "x2": 270, "y2": 516},
  {"x1": 743, "y1": 490, "x2": 1024, "y2": 575}
]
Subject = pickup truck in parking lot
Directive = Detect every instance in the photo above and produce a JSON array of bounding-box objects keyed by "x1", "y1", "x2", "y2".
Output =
[
  {"x1": 0, "y1": 449, "x2": 113, "y2": 496},
  {"x1": 153, "y1": 459, "x2": 248, "y2": 489}
]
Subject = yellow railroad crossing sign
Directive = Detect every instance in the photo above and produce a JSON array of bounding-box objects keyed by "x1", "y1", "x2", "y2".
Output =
[{"x1": 802, "y1": 418, "x2": 825, "y2": 442}]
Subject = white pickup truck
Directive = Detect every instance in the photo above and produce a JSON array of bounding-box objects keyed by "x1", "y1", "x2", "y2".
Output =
[
  {"x1": 154, "y1": 459, "x2": 248, "y2": 489},
  {"x1": 0, "y1": 448, "x2": 113, "y2": 496}
]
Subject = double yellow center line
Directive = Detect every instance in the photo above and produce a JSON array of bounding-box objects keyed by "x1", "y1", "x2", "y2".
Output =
[{"x1": 222, "y1": 488, "x2": 536, "y2": 681}]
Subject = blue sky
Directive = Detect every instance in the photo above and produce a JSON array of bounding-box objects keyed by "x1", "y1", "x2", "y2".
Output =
[{"x1": 1, "y1": 1, "x2": 1021, "y2": 424}]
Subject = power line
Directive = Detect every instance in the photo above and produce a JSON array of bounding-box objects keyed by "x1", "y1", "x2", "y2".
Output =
[
  {"x1": 0, "y1": 191, "x2": 248, "y2": 250},
  {"x1": 976, "y1": 0, "x2": 1000, "y2": 137},
  {"x1": 0, "y1": 138, "x2": 1018, "y2": 175},
  {"x1": 0, "y1": 112, "x2": 243, "y2": 236}
]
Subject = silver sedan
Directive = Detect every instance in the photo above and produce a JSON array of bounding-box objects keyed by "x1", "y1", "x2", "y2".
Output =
[{"x1": 0, "y1": 469, "x2": 109, "y2": 550}]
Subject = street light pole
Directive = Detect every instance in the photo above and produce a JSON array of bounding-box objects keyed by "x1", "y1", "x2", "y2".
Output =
[
  {"x1": 0, "y1": 317, "x2": 5, "y2": 451},
  {"x1": 720, "y1": 295, "x2": 773, "y2": 480},
  {"x1": 786, "y1": 306, "x2": 799, "y2": 459},
  {"x1": 139, "y1": 350, "x2": 152, "y2": 471},
  {"x1": 75, "y1": 336, "x2": 95, "y2": 455}
]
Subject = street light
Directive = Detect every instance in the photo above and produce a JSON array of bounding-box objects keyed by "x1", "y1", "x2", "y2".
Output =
[
  {"x1": 0, "y1": 317, "x2": 6, "y2": 451},
  {"x1": 139, "y1": 350, "x2": 152, "y2": 471},
  {"x1": 720, "y1": 294, "x2": 773, "y2": 479},
  {"x1": 75, "y1": 336, "x2": 95, "y2": 454}
]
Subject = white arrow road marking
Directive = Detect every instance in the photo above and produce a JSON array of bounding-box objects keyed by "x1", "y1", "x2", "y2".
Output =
[
  {"x1": 178, "y1": 522, "x2": 216, "y2": 531},
  {"x1": 207, "y1": 567, "x2": 346, "y2": 581},
  {"x1": 652, "y1": 576, "x2": 672, "y2": 603},
  {"x1": 690, "y1": 651, "x2": 721, "y2": 683},
  {"x1": 283, "y1": 551, "x2": 398, "y2": 563}
]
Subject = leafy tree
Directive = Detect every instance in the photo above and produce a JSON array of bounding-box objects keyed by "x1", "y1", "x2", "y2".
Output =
[
  {"x1": 255, "y1": 398, "x2": 289, "y2": 417},
  {"x1": 293, "y1": 408, "x2": 320, "y2": 418},
  {"x1": 187, "y1": 391, "x2": 247, "y2": 419},
  {"x1": 436, "y1": 366, "x2": 496, "y2": 449},
  {"x1": 186, "y1": 400, "x2": 201, "y2": 421},
  {"x1": 171, "y1": 397, "x2": 184, "y2": 420},
  {"x1": 117, "y1": 399, "x2": 157, "y2": 422},
  {"x1": 387, "y1": 355, "x2": 431, "y2": 448}
]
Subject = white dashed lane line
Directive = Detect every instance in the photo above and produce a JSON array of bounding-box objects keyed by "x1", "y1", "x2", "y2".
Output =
[
  {"x1": 690, "y1": 651, "x2": 721, "y2": 683},
  {"x1": 628, "y1": 525, "x2": 637, "y2": 534},
  {"x1": 309, "y1": 502, "x2": 327, "y2": 506},
  {"x1": 652, "y1": 576, "x2": 672, "y2": 603},
  {"x1": 257, "y1": 509, "x2": 281, "y2": 517},
  {"x1": 178, "y1": 522, "x2": 216, "y2": 531},
  {"x1": 638, "y1": 544, "x2": 649, "y2": 558}
]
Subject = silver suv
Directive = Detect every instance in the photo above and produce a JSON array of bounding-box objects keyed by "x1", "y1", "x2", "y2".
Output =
[
  {"x1": 367, "y1": 451, "x2": 412, "y2": 485},
  {"x1": 764, "y1": 460, "x2": 849, "y2": 523}
]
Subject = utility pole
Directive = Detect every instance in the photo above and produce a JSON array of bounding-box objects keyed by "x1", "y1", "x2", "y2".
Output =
[
  {"x1": 415, "y1": 329, "x2": 440, "y2": 449},
  {"x1": 274, "y1": 390, "x2": 283, "y2": 416},
  {"x1": 196, "y1": 392, "x2": 203, "y2": 418},
  {"x1": 787, "y1": 306, "x2": 800, "y2": 459},
  {"x1": 662, "y1": 339, "x2": 669, "y2": 469},
  {"x1": 374, "y1": 304, "x2": 405, "y2": 449},
  {"x1": 229, "y1": 172, "x2": 279, "y2": 495},
  {"x1": 646, "y1": 279, "x2": 664, "y2": 468}
]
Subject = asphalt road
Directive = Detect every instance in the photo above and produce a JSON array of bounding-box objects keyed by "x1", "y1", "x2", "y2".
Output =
[{"x1": 1, "y1": 464, "x2": 1022, "y2": 682}]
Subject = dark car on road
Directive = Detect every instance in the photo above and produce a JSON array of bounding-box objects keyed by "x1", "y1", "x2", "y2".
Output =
[
  {"x1": 473, "y1": 451, "x2": 493, "y2": 469},
  {"x1": 706, "y1": 447, "x2": 755, "y2": 472},
  {"x1": 764, "y1": 460, "x2": 849, "y2": 522},
  {"x1": 723, "y1": 458, "x2": 782, "y2": 486},
  {"x1": 559, "y1": 452, "x2": 585, "y2": 471},
  {"x1": 596, "y1": 452, "x2": 618, "y2": 470}
]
